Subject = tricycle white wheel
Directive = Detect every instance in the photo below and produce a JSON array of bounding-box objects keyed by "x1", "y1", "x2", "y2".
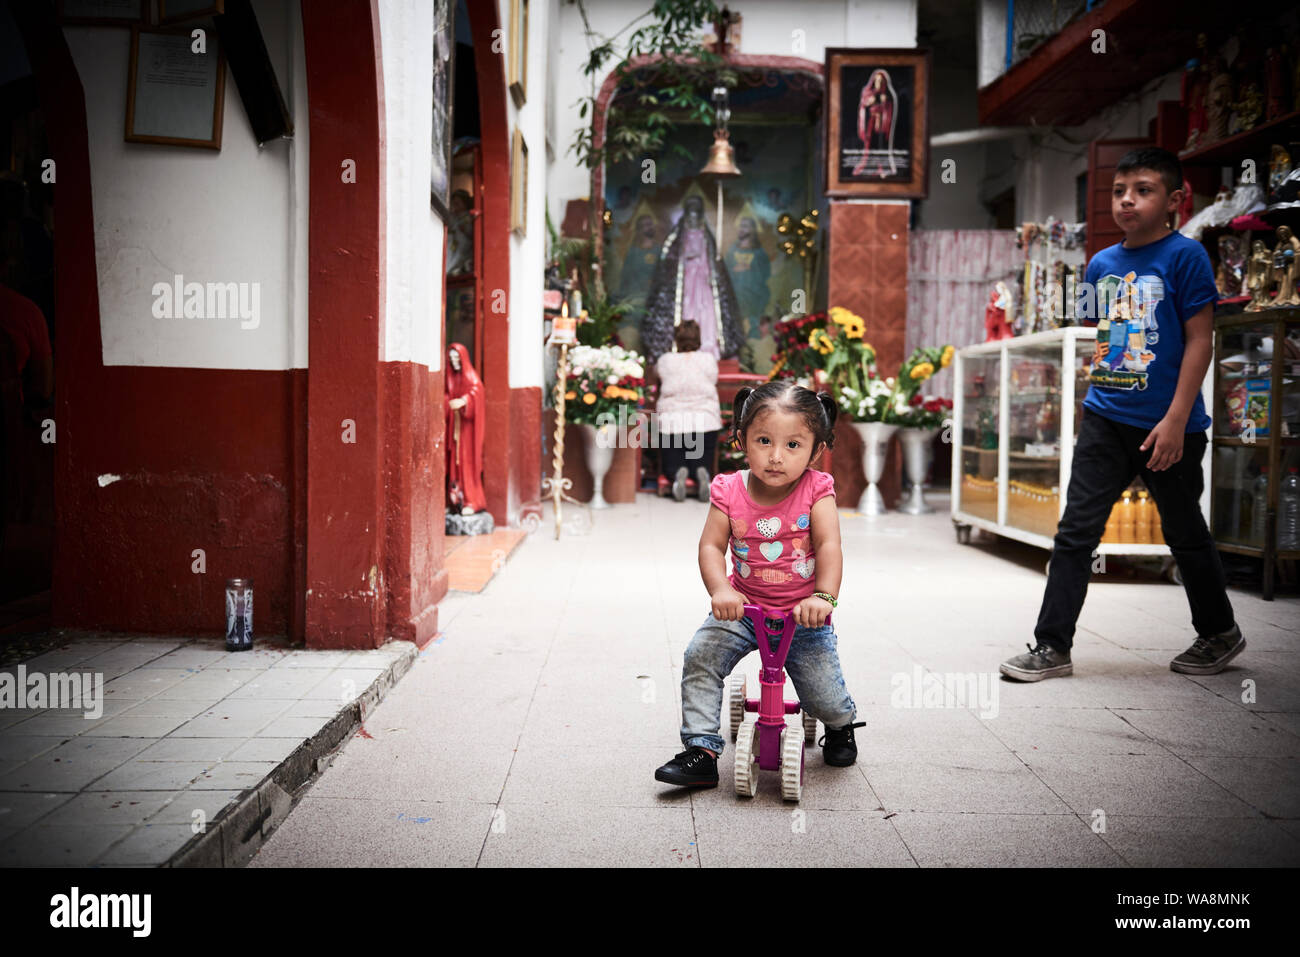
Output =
[
  {"x1": 801, "y1": 709, "x2": 817, "y2": 746},
  {"x1": 734, "y1": 721, "x2": 759, "y2": 798},
  {"x1": 780, "y1": 727, "x2": 803, "y2": 802},
  {"x1": 728, "y1": 673, "x2": 747, "y2": 741}
]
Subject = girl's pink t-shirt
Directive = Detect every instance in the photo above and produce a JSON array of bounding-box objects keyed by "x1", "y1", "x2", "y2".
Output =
[{"x1": 709, "y1": 467, "x2": 836, "y2": 612}]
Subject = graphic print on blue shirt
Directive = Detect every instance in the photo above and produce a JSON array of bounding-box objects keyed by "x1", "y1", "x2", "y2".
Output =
[{"x1": 1078, "y1": 231, "x2": 1216, "y2": 432}]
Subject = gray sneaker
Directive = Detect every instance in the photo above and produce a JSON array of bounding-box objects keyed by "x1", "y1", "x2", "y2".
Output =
[
  {"x1": 1170, "y1": 624, "x2": 1246, "y2": 675},
  {"x1": 1000, "y1": 642, "x2": 1073, "y2": 681}
]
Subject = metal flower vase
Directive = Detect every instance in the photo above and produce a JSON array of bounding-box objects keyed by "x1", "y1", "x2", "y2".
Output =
[
  {"x1": 898, "y1": 427, "x2": 939, "y2": 515},
  {"x1": 579, "y1": 422, "x2": 616, "y2": 509},
  {"x1": 852, "y1": 421, "x2": 898, "y2": 516}
]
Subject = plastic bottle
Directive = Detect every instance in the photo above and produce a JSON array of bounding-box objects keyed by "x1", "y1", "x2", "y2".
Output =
[
  {"x1": 1103, "y1": 499, "x2": 1120, "y2": 544},
  {"x1": 1118, "y1": 489, "x2": 1135, "y2": 544},
  {"x1": 1152, "y1": 501, "x2": 1165, "y2": 545},
  {"x1": 1135, "y1": 490, "x2": 1152, "y2": 544},
  {"x1": 1251, "y1": 467, "x2": 1270, "y2": 544},
  {"x1": 1280, "y1": 467, "x2": 1300, "y2": 551}
]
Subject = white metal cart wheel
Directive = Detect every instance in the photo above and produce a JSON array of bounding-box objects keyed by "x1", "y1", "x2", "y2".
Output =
[
  {"x1": 734, "y1": 721, "x2": 759, "y2": 798},
  {"x1": 801, "y1": 709, "x2": 817, "y2": 746},
  {"x1": 728, "y1": 673, "x2": 747, "y2": 741},
  {"x1": 780, "y1": 726, "x2": 803, "y2": 802}
]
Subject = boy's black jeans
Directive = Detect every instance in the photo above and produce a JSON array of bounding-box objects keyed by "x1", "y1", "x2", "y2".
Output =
[{"x1": 1035, "y1": 409, "x2": 1235, "y2": 652}]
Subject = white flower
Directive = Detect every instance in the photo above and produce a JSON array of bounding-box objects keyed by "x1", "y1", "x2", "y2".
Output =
[{"x1": 607, "y1": 374, "x2": 619, "y2": 384}]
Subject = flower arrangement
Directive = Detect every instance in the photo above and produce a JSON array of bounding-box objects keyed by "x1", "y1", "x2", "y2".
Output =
[
  {"x1": 898, "y1": 393, "x2": 954, "y2": 429},
  {"x1": 836, "y1": 341, "x2": 954, "y2": 423},
  {"x1": 768, "y1": 312, "x2": 831, "y2": 382},
  {"x1": 563, "y1": 344, "x2": 646, "y2": 426}
]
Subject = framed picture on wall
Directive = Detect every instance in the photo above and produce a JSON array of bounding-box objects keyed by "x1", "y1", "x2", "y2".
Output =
[
  {"x1": 825, "y1": 48, "x2": 931, "y2": 199},
  {"x1": 57, "y1": 0, "x2": 145, "y2": 27},
  {"x1": 125, "y1": 27, "x2": 226, "y2": 149},
  {"x1": 431, "y1": 0, "x2": 456, "y2": 221},
  {"x1": 510, "y1": 128, "x2": 528, "y2": 236},
  {"x1": 158, "y1": 0, "x2": 224, "y2": 24},
  {"x1": 509, "y1": 0, "x2": 528, "y2": 107}
]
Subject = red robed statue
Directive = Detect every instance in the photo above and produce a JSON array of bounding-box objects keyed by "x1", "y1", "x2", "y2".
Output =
[{"x1": 445, "y1": 343, "x2": 487, "y2": 514}]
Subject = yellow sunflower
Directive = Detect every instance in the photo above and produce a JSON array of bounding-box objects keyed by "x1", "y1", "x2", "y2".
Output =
[
  {"x1": 809, "y1": 328, "x2": 835, "y2": 355},
  {"x1": 910, "y1": 362, "x2": 935, "y2": 381},
  {"x1": 844, "y1": 319, "x2": 866, "y2": 340},
  {"x1": 940, "y1": 345, "x2": 954, "y2": 368}
]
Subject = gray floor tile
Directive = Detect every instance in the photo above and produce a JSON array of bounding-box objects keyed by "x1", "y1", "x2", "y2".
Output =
[
  {"x1": 1096, "y1": 816, "x2": 1300, "y2": 867},
  {"x1": 93, "y1": 823, "x2": 196, "y2": 866},
  {"x1": 144, "y1": 788, "x2": 241, "y2": 826},
  {"x1": 861, "y1": 750, "x2": 1071, "y2": 815},
  {"x1": 691, "y1": 805, "x2": 915, "y2": 867},
  {"x1": 190, "y1": 761, "x2": 276, "y2": 791},
  {"x1": 0, "y1": 824, "x2": 136, "y2": 866},
  {"x1": 888, "y1": 811, "x2": 1125, "y2": 866},
  {"x1": 478, "y1": 804, "x2": 698, "y2": 867},
  {"x1": 981, "y1": 706, "x2": 1169, "y2": 755},
  {"x1": 1113, "y1": 708, "x2": 1300, "y2": 758},
  {"x1": 250, "y1": 796, "x2": 496, "y2": 867},
  {"x1": 1182, "y1": 755, "x2": 1300, "y2": 818},
  {"x1": 90, "y1": 761, "x2": 210, "y2": 791},
  {"x1": 38, "y1": 790, "x2": 175, "y2": 828},
  {"x1": 0, "y1": 738, "x2": 153, "y2": 792},
  {"x1": 0, "y1": 791, "x2": 76, "y2": 829},
  {"x1": 1023, "y1": 753, "x2": 1262, "y2": 818}
]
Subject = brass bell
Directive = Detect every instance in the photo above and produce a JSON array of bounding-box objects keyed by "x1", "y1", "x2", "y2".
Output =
[{"x1": 699, "y1": 130, "x2": 741, "y2": 177}]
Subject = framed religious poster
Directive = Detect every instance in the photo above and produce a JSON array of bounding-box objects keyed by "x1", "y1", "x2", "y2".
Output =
[
  {"x1": 57, "y1": 0, "x2": 145, "y2": 27},
  {"x1": 509, "y1": 0, "x2": 528, "y2": 107},
  {"x1": 825, "y1": 48, "x2": 931, "y2": 199},
  {"x1": 510, "y1": 128, "x2": 528, "y2": 236},
  {"x1": 431, "y1": 0, "x2": 456, "y2": 221},
  {"x1": 158, "y1": 0, "x2": 224, "y2": 24},
  {"x1": 125, "y1": 27, "x2": 226, "y2": 149}
]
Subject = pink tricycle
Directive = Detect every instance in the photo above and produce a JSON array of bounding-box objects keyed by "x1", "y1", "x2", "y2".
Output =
[{"x1": 728, "y1": 604, "x2": 825, "y2": 802}]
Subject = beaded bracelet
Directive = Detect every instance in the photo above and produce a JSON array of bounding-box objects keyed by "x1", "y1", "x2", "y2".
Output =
[{"x1": 812, "y1": 591, "x2": 838, "y2": 608}]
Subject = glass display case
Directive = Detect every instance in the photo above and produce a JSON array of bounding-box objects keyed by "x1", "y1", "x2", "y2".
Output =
[
  {"x1": 1211, "y1": 307, "x2": 1300, "y2": 600},
  {"x1": 952, "y1": 327, "x2": 1211, "y2": 562}
]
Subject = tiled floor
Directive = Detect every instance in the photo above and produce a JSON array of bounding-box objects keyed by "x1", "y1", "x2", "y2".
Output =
[
  {"x1": 445, "y1": 528, "x2": 528, "y2": 592},
  {"x1": 251, "y1": 493, "x2": 1300, "y2": 867},
  {"x1": 0, "y1": 636, "x2": 412, "y2": 866}
]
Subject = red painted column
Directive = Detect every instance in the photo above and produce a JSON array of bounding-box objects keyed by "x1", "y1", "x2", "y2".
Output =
[
  {"x1": 827, "y1": 201, "x2": 909, "y2": 508},
  {"x1": 466, "y1": 1, "x2": 512, "y2": 526},
  {"x1": 300, "y1": 0, "x2": 387, "y2": 647}
]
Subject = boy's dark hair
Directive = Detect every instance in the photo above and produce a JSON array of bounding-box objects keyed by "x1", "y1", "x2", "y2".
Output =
[
  {"x1": 730, "y1": 381, "x2": 837, "y2": 456},
  {"x1": 1114, "y1": 147, "x2": 1183, "y2": 196},
  {"x1": 674, "y1": 320, "x2": 700, "y2": 352}
]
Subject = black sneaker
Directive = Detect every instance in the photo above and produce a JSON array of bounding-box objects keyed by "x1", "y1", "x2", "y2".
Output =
[
  {"x1": 672, "y1": 467, "x2": 689, "y2": 502},
  {"x1": 654, "y1": 747, "x2": 719, "y2": 788},
  {"x1": 1000, "y1": 642, "x2": 1073, "y2": 681},
  {"x1": 818, "y1": 721, "x2": 865, "y2": 767},
  {"x1": 696, "y1": 466, "x2": 710, "y2": 503},
  {"x1": 1171, "y1": 624, "x2": 1246, "y2": 675}
]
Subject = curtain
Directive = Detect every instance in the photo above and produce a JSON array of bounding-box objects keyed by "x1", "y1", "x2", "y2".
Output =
[{"x1": 906, "y1": 229, "x2": 1020, "y2": 398}]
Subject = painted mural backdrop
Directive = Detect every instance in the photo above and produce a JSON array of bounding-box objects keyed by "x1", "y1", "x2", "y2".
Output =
[{"x1": 604, "y1": 123, "x2": 812, "y2": 375}]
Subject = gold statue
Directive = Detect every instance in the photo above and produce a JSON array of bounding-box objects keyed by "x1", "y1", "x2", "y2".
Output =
[
  {"x1": 1274, "y1": 225, "x2": 1300, "y2": 306},
  {"x1": 1245, "y1": 240, "x2": 1273, "y2": 312}
]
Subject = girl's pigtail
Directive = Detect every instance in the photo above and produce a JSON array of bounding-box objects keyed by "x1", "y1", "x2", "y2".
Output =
[
  {"x1": 731, "y1": 387, "x2": 754, "y2": 450},
  {"x1": 815, "y1": 391, "x2": 838, "y2": 450}
]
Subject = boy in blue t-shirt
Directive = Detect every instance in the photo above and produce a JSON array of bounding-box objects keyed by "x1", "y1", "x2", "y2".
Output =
[{"x1": 1001, "y1": 147, "x2": 1244, "y2": 681}]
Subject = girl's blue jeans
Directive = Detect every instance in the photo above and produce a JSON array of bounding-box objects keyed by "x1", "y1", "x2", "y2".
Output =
[{"x1": 679, "y1": 612, "x2": 857, "y2": 757}]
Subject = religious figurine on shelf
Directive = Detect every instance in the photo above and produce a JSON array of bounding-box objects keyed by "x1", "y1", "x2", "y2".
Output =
[
  {"x1": 1245, "y1": 239, "x2": 1274, "y2": 312},
  {"x1": 1205, "y1": 57, "x2": 1234, "y2": 144},
  {"x1": 1264, "y1": 46, "x2": 1289, "y2": 121},
  {"x1": 641, "y1": 192, "x2": 745, "y2": 367},
  {"x1": 1181, "y1": 37, "x2": 1209, "y2": 151},
  {"x1": 445, "y1": 343, "x2": 488, "y2": 516},
  {"x1": 1270, "y1": 145, "x2": 1294, "y2": 206},
  {"x1": 1229, "y1": 83, "x2": 1263, "y2": 136},
  {"x1": 984, "y1": 281, "x2": 1014, "y2": 341},
  {"x1": 1274, "y1": 225, "x2": 1300, "y2": 307},
  {"x1": 1215, "y1": 235, "x2": 1245, "y2": 298}
]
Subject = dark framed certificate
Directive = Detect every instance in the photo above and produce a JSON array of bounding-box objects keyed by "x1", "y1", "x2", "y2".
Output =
[{"x1": 125, "y1": 27, "x2": 226, "y2": 150}]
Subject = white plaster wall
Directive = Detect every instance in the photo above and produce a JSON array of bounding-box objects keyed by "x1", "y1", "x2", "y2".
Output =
[
  {"x1": 1017, "y1": 69, "x2": 1182, "y2": 226},
  {"x1": 975, "y1": 0, "x2": 1007, "y2": 88},
  {"x1": 378, "y1": 0, "x2": 444, "y2": 369},
  {"x1": 504, "y1": 0, "x2": 547, "y2": 391},
  {"x1": 68, "y1": 0, "x2": 307, "y2": 370},
  {"x1": 546, "y1": 0, "x2": 917, "y2": 232}
]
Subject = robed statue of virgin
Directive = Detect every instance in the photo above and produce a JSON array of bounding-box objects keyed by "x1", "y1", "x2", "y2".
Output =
[{"x1": 641, "y1": 194, "x2": 746, "y2": 367}]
